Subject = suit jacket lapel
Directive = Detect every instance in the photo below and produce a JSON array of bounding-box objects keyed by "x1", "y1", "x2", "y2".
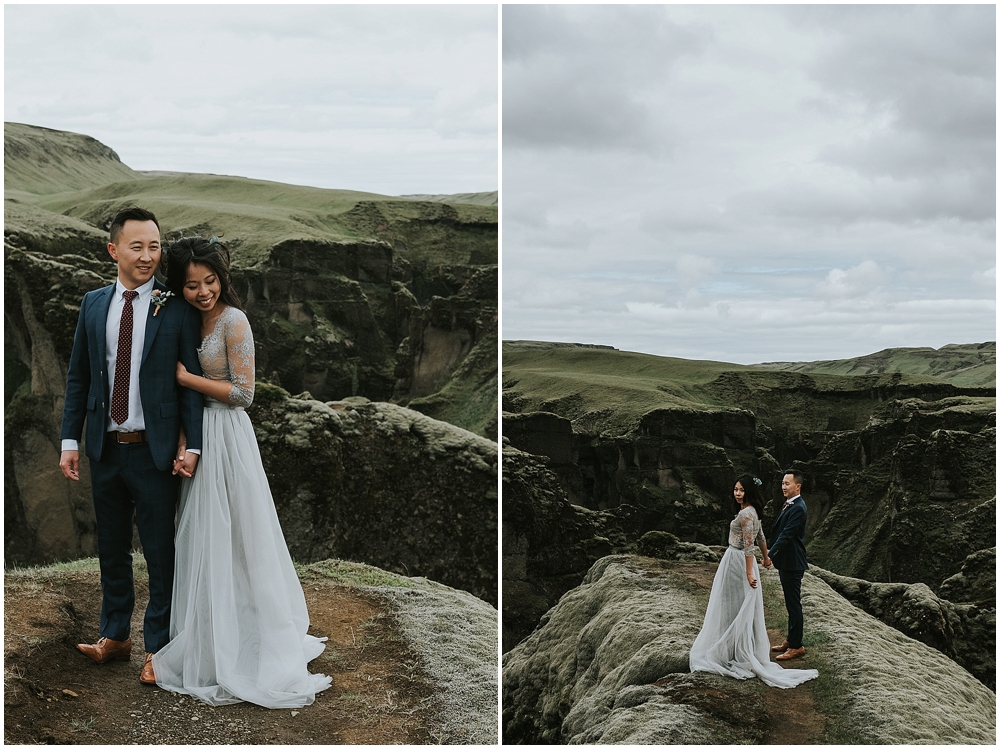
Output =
[
  {"x1": 141, "y1": 280, "x2": 168, "y2": 366},
  {"x1": 92, "y1": 284, "x2": 115, "y2": 375}
]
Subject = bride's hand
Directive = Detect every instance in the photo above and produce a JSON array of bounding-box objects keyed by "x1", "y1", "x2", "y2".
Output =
[
  {"x1": 747, "y1": 573, "x2": 758, "y2": 588},
  {"x1": 176, "y1": 361, "x2": 189, "y2": 385}
]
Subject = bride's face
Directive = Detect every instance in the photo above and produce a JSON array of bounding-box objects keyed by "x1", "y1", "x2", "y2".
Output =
[
  {"x1": 733, "y1": 482, "x2": 745, "y2": 503},
  {"x1": 183, "y1": 261, "x2": 222, "y2": 313}
]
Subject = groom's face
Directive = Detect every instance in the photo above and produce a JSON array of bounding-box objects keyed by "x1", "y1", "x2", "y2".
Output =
[
  {"x1": 781, "y1": 474, "x2": 801, "y2": 498},
  {"x1": 108, "y1": 219, "x2": 162, "y2": 290}
]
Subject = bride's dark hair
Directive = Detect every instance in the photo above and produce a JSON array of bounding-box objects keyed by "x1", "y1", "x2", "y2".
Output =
[
  {"x1": 165, "y1": 235, "x2": 244, "y2": 311},
  {"x1": 733, "y1": 474, "x2": 765, "y2": 518}
]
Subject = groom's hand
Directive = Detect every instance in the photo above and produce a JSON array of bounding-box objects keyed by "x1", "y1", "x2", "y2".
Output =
[
  {"x1": 59, "y1": 450, "x2": 81, "y2": 481},
  {"x1": 172, "y1": 450, "x2": 199, "y2": 478}
]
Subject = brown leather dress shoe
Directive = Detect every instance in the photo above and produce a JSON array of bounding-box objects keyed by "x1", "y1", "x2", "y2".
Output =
[
  {"x1": 140, "y1": 653, "x2": 156, "y2": 685},
  {"x1": 770, "y1": 640, "x2": 790, "y2": 653},
  {"x1": 776, "y1": 645, "x2": 806, "y2": 661},
  {"x1": 77, "y1": 637, "x2": 132, "y2": 663}
]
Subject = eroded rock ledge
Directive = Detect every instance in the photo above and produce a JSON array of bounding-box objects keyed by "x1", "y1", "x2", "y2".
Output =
[
  {"x1": 808, "y1": 561, "x2": 995, "y2": 689},
  {"x1": 502, "y1": 555, "x2": 996, "y2": 745}
]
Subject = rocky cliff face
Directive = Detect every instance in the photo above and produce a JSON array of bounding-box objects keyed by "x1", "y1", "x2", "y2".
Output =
[
  {"x1": 808, "y1": 563, "x2": 994, "y2": 689},
  {"x1": 4, "y1": 124, "x2": 498, "y2": 593},
  {"x1": 502, "y1": 346, "x2": 995, "y2": 690},
  {"x1": 251, "y1": 390, "x2": 498, "y2": 605},
  {"x1": 502, "y1": 555, "x2": 996, "y2": 744},
  {"x1": 503, "y1": 380, "x2": 994, "y2": 584}
]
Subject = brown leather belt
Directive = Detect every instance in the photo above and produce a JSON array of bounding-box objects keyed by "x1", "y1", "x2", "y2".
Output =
[{"x1": 109, "y1": 430, "x2": 147, "y2": 444}]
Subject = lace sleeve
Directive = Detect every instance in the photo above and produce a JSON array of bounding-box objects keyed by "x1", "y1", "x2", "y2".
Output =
[
  {"x1": 223, "y1": 309, "x2": 255, "y2": 407},
  {"x1": 739, "y1": 511, "x2": 757, "y2": 557}
]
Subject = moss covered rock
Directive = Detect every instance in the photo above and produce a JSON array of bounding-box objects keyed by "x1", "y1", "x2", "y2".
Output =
[
  {"x1": 502, "y1": 555, "x2": 996, "y2": 744},
  {"x1": 250, "y1": 391, "x2": 498, "y2": 605}
]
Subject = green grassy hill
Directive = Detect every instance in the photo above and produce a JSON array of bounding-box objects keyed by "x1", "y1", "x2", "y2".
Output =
[
  {"x1": 755, "y1": 342, "x2": 995, "y2": 388},
  {"x1": 6, "y1": 123, "x2": 496, "y2": 269},
  {"x1": 400, "y1": 191, "x2": 498, "y2": 206},
  {"x1": 502, "y1": 340, "x2": 993, "y2": 435},
  {"x1": 4, "y1": 122, "x2": 137, "y2": 196}
]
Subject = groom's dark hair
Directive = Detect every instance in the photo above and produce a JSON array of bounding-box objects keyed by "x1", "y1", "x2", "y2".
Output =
[
  {"x1": 109, "y1": 206, "x2": 160, "y2": 244},
  {"x1": 784, "y1": 469, "x2": 805, "y2": 489}
]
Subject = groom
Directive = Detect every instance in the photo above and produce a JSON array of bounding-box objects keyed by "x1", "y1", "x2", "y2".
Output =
[
  {"x1": 59, "y1": 206, "x2": 204, "y2": 684},
  {"x1": 768, "y1": 469, "x2": 809, "y2": 661}
]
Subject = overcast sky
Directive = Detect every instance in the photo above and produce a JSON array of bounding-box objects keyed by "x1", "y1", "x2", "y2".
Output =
[
  {"x1": 503, "y1": 4, "x2": 995, "y2": 364},
  {"x1": 5, "y1": 4, "x2": 497, "y2": 196}
]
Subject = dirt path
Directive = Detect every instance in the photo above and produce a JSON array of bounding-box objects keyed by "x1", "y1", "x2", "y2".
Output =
[
  {"x1": 4, "y1": 571, "x2": 436, "y2": 745},
  {"x1": 762, "y1": 628, "x2": 827, "y2": 744}
]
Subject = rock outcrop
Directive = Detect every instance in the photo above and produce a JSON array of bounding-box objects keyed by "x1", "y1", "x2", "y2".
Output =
[
  {"x1": 808, "y1": 564, "x2": 994, "y2": 689},
  {"x1": 939, "y1": 547, "x2": 996, "y2": 604},
  {"x1": 502, "y1": 443, "x2": 619, "y2": 650},
  {"x1": 251, "y1": 389, "x2": 498, "y2": 605},
  {"x1": 803, "y1": 397, "x2": 995, "y2": 591},
  {"x1": 502, "y1": 442, "x2": 726, "y2": 651},
  {"x1": 502, "y1": 555, "x2": 996, "y2": 744}
]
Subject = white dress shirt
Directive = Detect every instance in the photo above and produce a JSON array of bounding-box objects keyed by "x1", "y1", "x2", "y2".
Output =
[
  {"x1": 62, "y1": 278, "x2": 198, "y2": 455},
  {"x1": 782, "y1": 494, "x2": 801, "y2": 509}
]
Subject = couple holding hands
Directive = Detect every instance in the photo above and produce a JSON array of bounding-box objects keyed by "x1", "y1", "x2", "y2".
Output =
[
  {"x1": 59, "y1": 207, "x2": 330, "y2": 708},
  {"x1": 690, "y1": 469, "x2": 819, "y2": 689}
]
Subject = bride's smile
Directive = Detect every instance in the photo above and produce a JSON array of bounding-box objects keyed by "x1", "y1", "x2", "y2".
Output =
[{"x1": 182, "y1": 262, "x2": 222, "y2": 315}]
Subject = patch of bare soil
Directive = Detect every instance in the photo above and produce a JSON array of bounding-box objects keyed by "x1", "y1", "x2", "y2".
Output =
[{"x1": 4, "y1": 572, "x2": 435, "y2": 745}]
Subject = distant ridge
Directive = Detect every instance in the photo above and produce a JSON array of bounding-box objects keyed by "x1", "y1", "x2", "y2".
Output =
[
  {"x1": 4, "y1": 122, "x2": 497, "y2": 268},
  {"x1": 504, "y1": 340, "x2": 617, "y2": 351},
  {"x1": 5, "y1": 122, "x2": 496, "y2": 210},
  {"x1": 755, "y1": 342, "x2": 995, "y2": 388},
  {"x1": 5, "y1": 121, "x2": 137, "y2": 195},
  {"x1": 401, "y1": 191, "x2": 497, "y2": 206}
]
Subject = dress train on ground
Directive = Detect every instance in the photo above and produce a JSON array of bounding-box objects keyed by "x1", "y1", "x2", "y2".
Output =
[
  {"x1": 153, "y1": 402, "x2": 332, "y2": 707},
  {"x1": 690, "y1": 546, "x2": 818, "y2": 689}
]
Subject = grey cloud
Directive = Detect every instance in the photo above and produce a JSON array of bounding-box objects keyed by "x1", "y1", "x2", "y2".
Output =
[
  {"x1": 503, "y1": 73, "x2": 662, "y2": 151},
  {"x1": 503, "y1": 5, "x2": 706, "y2": 152},
  {"x1": 792, "y1": 4, "x2": 994, "y2": 187},
  {"x1": 729, "y1": 173, "x2": 994, "y2": 226}
]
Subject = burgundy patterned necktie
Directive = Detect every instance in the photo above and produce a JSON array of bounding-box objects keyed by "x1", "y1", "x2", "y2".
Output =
[{"x1": 110, "y1": 290, "x2": 139, "y2": 425}]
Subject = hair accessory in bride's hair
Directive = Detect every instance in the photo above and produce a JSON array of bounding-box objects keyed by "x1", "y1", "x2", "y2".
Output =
[
  {"x1": 753, "y1": 477, "x2": 762, "y2": 486},
  {"x1": 209, "y1": 236, "x2": 219, "y2": 244}
]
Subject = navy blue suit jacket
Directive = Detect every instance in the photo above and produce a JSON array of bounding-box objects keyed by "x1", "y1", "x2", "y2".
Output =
[
  {"x1": 769, "y1": 497, "x2": 809, "y2": 571},
  {"x1": 60, "y1": 279, "x2": 204, "y2": 471}
]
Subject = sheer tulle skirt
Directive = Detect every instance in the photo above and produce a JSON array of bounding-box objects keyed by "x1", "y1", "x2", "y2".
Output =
[
  {"x1": 689, "y1": 546, "x2": 818, "y2": 689},
  {"x1": 153, "y1": 404, "x2": 332, "y2": 707}
]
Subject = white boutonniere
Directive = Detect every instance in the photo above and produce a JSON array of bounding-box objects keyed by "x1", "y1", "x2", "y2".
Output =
[{"x1": 151, "y1": 289, "x2": 174, "y2": 316}]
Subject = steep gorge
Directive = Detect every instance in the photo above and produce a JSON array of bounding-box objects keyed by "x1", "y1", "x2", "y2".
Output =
[
  {"x1": 4, "y1": 123, "x2": 498, "y2": 603},
  {"x1": 502, "y1": 341, "x2": 995, "y2": 689}
]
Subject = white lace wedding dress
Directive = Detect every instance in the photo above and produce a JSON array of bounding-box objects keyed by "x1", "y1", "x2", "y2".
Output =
[
  {"x1": 689, "y1": 506, "x2": 818, "y2": 689},
  {"x1": 153, "y1": 306, "x2": 332, "y2": 707}
]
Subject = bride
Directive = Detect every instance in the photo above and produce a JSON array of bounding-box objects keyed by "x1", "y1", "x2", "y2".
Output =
[
  {"x1": 689, "y1": 474, "x2": 818, "y2": 689},
  {"x1": 151, "y1": 236, "x2": 332, "y2": 707}
]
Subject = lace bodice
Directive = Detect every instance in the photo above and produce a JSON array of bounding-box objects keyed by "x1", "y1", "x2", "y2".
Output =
[
  {"x1": 197, "y1": 306, "x2": 255, "y2": 408},
  {"x1": 728, "y1": 506, "x2": 765, "y2": 557}
]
